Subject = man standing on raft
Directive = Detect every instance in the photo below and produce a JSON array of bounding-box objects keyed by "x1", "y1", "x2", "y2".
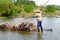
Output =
[{"x1": 33, "y1": 10, "x2": 43, "y2": 32}]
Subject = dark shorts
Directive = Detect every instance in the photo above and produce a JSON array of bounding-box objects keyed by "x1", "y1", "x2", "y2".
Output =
[{"x1": 37, "y1": 21, "x2": 42, "y2": 27}]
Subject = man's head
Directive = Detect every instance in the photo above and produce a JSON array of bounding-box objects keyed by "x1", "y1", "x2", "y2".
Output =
[{"x1": 34, "y1": 10, "x2": 42, "y2": 14}]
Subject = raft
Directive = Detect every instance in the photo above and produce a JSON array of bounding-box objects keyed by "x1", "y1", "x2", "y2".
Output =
[
  {"x1": 0, "y1": 22, "x2": 52, "y2": 33},
  {"x1": 0, "y1": 22, "x2": 37, "y2": 32}
]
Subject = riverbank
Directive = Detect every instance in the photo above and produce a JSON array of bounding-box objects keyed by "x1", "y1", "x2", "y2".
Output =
[
  {"x1": 16, "y1": 10, "x2": 60, "y2": 18},
  {"x1": 42, "y1": 11, "x2": 60, "y2": 17},
  {"x1": 0, "y1": 10, "x2": 60, "y2": 18}
]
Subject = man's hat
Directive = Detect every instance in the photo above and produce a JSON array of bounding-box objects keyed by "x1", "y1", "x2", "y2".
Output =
[{"x1": 34, "y1": 10, "x2": 42, "y2": 13}]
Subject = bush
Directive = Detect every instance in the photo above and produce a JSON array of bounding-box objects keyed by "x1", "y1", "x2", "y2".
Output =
[
  {"x1": 23, "y1": 5, "x2": 34, "y2": 13},
  {"x1": 45, "y1": 5, "x2": 56, "y2": 13},
  {"x1": 0, "y1": 0, "x2": 36, "y2": 17}
]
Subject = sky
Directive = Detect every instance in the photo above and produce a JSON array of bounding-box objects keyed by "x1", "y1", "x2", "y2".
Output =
[{"x1": 33, "y1": 0, "x2": 60, "y2": 6}]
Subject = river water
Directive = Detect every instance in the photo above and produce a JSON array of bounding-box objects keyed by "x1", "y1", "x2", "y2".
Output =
[{"x1": 0, "y1": 17, "x2": 60, "y2": 40}]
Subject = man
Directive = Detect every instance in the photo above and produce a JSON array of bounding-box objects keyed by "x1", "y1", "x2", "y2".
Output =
[{"x1": 33, "y1": 10, "x2": 43, "y2": 32}]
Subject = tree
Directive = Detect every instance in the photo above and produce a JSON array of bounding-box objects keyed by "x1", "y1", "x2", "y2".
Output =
[
  {"x1": 16, "y1": 0, "x2": 35, "y2": 13},
  {"x1": 0, "y1": 0, "x2": 12, "y2": 16},
  {"x1": 0, "y1": 0, "x2": 20, "y2": 17},
  {"x1": 23, "y1": 4, "x2": 34, "y2": 13}
]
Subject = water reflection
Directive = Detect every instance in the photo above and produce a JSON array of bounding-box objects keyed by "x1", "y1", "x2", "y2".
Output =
[{"x1": 36, "y1": 32, "x2": 43, "y2": 40}]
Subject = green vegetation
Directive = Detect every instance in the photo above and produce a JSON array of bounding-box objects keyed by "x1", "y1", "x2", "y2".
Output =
[
  {"x1": 16, "y1": 0, "x2": 35, "y2": 13},
  {"x1": 45, "y1": 5, "x2": 56, "y2": 13},
  {"x1": 0, "y1": 0, "x2": 60, "y2": 17},
  {"x1": 23, "y1": 4, "x2": 34, "y2": 13},
  {"x1": 0, "y1": 0, "x2": 16, "y2": 17},
  {"x1": 0, "y1": 0, "x2": 35, "y2": 17}
]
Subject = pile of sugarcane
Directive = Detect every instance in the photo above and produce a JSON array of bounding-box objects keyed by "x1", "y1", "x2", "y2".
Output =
[{"x1": 0, "y1": 22, "x2": 37, "y2": 32}]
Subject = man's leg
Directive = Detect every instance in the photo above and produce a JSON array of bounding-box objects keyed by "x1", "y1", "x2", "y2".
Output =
[
  {"x1": 40, "y1": 21, "x2": 43, "y2": 32},
  {"x1": 37, "y1": 27, "x2": 40, "y2": 32},
  {"x1": 37, "y1": 21, "x2": 40, "y2": 32},
  {"x1": 41, "y1": 27, "x2": 43, "y2": 32}
]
